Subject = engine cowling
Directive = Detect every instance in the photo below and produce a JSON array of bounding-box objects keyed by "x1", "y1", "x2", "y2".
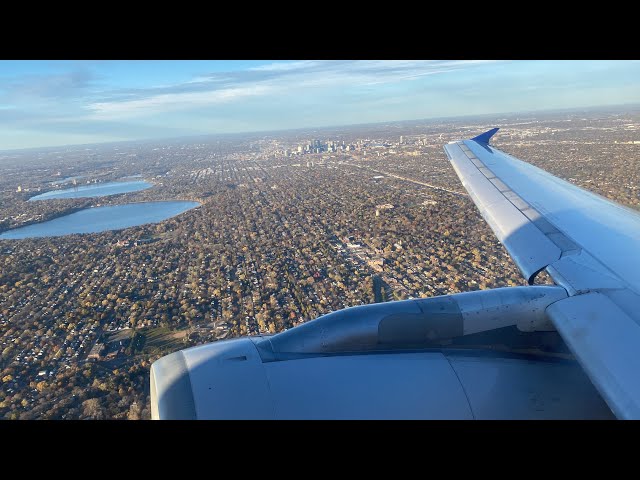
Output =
[{"x1": 151, "y1": 286, "x2": 613, "y2": 419}]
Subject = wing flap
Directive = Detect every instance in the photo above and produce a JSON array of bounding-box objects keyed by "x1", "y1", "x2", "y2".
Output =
[{"x1": 547, "y1": 293, "x2": 640, "y2": 419}]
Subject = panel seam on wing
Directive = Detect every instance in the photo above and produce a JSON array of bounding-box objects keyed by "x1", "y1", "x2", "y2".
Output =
[
  {"x1": 443, "y1": 354, "x2": 476, "y2": 420},
  {"x1": 253, "y1": 341, "x2": 279, "y2": 419},
  {"x1": 458, "y1": 142, "x2": 581, "y2": 260},
  {"x1": 456, "y1": 140, "x2": 632, "y2": 296}
]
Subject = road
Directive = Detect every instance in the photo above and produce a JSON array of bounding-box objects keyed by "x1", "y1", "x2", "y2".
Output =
[
  {"x1": 346, "y1": 163, "x2": 468, "y2": 197},
  {"x1": 372, "y1": 275, "x2": 389, "y2": 303}
]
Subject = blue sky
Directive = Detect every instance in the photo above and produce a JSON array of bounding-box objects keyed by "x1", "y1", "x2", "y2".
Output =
[{"x1": 0, "y1": 60, "x2": 639, "y2": 150}]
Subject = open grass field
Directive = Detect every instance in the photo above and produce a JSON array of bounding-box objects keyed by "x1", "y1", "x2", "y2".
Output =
[{"x1": 138, "y1": 327, "x2": 188, "y2": 355}]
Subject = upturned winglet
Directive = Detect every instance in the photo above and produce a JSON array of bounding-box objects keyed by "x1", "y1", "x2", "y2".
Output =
[{"x1": 471, "y1": 127, "x2": 500, "y2": 145}]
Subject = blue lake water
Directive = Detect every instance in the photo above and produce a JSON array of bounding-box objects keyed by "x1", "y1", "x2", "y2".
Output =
[
  {"x1": 29, "y1": 180, "x2": 152, "y2": 201},
  {"x1": 0, "y1": 201, "x2": 200, "y2": 239}
]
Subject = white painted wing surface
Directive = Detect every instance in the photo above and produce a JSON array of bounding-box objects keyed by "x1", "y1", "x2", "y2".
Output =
[{"x1": 444, "y1": 129, "x2": 640, "y2": 419}]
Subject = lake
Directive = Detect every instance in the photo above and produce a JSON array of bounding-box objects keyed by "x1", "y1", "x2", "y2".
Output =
[
  {"x1": 29, "y1": 180, "x2": 152, "y2": 201},
  {"x1": 0, "y1": 201, "x2": 200, "y2": 239}
]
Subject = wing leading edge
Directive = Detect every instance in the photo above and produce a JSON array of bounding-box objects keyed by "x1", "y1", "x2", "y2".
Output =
[{"x1": 444, "y1": 129, "x2": 640, "y2": 419}]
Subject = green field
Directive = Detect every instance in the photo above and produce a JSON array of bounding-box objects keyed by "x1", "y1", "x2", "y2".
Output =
[{"x1": 138, "y1": 327, "x2": 188, "y2": 354}]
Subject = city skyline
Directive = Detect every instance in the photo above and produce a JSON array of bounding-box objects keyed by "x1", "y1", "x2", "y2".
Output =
[{"x1": 1, "y1": 60, "x2": 639, "y2": 150}]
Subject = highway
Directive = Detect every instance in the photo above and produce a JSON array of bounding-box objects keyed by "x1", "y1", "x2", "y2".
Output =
[{"x1": 346, "y1": 163, "x2": 468, "y2": 197}]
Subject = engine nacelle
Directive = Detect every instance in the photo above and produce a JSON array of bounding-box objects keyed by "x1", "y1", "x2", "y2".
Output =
[
  {"x1": 258, "y1": 285, "x2": 566, "y2": 358},
  {"x1": 151, "y1": 286, "x2": 613, "y2": 419}
]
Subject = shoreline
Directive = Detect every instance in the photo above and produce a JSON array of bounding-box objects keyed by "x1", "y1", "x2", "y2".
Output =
[{"x1": 0, "y1": 199, "x2": 201, "y2": 240}]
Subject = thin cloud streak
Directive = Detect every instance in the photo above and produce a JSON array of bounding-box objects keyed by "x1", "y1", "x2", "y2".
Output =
[
  {"x1": 88, "y1": 84, "x2": 274, "y2": 119},
  {"x1": 1, "y1": 69, "x2": 96, "y2": 101},
  {"x1": 88, "y1": 60, "x2": 497, "y2": 119},
  {"x1": 249, "y1": 60, "x2": 321, "y2": 72}
]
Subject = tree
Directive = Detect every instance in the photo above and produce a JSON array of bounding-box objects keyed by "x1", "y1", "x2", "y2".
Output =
[
  {"x1": 82, "y1": 398, "x2": 104, "y2": 419},
  {"x1": 127, "y1": 402, "x2": 141, "y2": 420}
]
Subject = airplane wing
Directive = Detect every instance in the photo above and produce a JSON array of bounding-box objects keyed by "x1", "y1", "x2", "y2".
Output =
[{"x1": 444, "y1": 129, "x2": 640, "y2": 419}]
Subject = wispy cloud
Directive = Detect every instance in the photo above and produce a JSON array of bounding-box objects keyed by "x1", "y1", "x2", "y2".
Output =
[
  {"x1": 248, "y1": 60, "x2": 321, "y2": 72},
  {"x1": 86, "y1": 60, "x2": 497, "y2": 120},
  {"x1": 1, "y1": 69, "x2": 96, "y2": 101},
  {"x1": 88, "y1": 84, "x2": 273, "y2": 119}
]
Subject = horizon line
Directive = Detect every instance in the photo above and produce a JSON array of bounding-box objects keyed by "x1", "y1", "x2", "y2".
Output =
[{"x1": 1, "y1": 102, "x2": 639, "y2": 155}]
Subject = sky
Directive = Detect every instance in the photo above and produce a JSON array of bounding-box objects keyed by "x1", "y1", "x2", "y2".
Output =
[{"x1": 0, "y1": 60, "x2": 639, "y2": 150}]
